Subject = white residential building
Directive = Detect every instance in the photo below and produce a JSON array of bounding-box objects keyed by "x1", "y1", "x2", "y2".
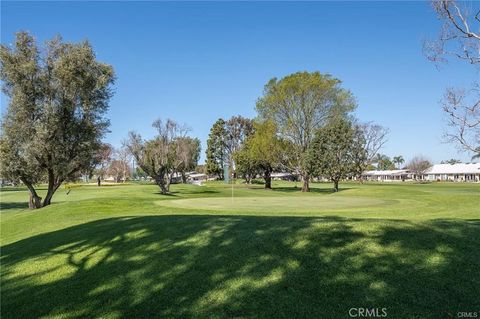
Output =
[
  {"x1": 362, "y1": 163, "x2": 480, "y2": 182},
  {"x1": 361, "y1": 169, "x2": 412, "y2": 182},
  {"x1": 424, "y1": 163, "x2": 480, "y2": 182}
]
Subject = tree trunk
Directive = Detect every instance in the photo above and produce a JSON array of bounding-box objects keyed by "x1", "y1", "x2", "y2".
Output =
[
  {"x1": 155, "y1": 175, "x2": 169, "y2": 195},
  {"x1": 97, "y1": 176, "x2": 101, "y2": 186},
  {"x1": 219, "y1": 164, "x2": 224, "y2": 180},
  {"x1": 301, "y1": 173, "x2": 310, "y2": 192},
  {"x1": 22, "y1": 179, "x2": 42, "y2": 209},
  {"x1": 166, "y1": 171, "x2": 174, "y2": 192},
  {"x1": 264, "y1": 169, "x2": 272, "y2": 189},
  {"x1": 28, "y1": 192, "x2": 42, "y2": 209},
  {"x1": 43, "y1": 177, "x2": 63, "y2": 207},
  {"x1": 333, "y1": 180, "x2": 339, "y2": 192},
  {"x1": 181, "y1": 172, "x2": 187, "y2": 184}
]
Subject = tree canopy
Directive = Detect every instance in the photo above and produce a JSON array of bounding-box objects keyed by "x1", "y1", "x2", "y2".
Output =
[
  {"x1": 256, "y1": 71, "x2": 356, "y2": 192},
  {"x1": 205, "y1": 119, "x2": 227, "y2": 179},
  {"x1": 0, "y1": 32, "x2": 115, "y2": 208},
  {"x1": 307, "y1": 118, "x2": 366, "y2": 192},
  {"x1": 374, "y1": 154, "x2": 396, "y2": 171},
  {"x1": 126, "y1": 119, "x2": 192, "y2": 194},
  {"x1": 205, "y1": 116, "x2": 253, "y2": 180},
  {"x1": 234, "y1": 120, "x2": 286, "y2": 189},
  {"x1": 173, "y1": 136, "x2": 201, "y2": 183}
]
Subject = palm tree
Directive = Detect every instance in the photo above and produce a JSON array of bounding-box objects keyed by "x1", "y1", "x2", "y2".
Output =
[{"x1": 393, "y1": 155, "x2": 405, "y2": 169}]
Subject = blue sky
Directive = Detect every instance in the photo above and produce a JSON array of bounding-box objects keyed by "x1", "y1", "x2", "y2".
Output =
[{"x1": 1, "y1": 1, "x2": 477, "y2": 163}]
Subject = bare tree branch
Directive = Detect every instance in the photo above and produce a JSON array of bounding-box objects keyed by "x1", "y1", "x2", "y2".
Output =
[
  {"x1": 358, "y1": 122, "x2": 389, "y2": 164},
  {"x1": 424, "y1": 0, "x2": 480, "y2": 65},
  {"x1": 425, "y1": 1, "x2": 480, "y2": 157}
]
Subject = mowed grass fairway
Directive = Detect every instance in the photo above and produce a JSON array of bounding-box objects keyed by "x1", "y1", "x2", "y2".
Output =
[{"x1": 1, "y1": 181, "x2": 479, "y2": 318}]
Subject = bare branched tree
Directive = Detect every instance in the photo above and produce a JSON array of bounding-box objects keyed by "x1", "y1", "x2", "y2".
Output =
[
  {"x1": 424, "y1": 0, "x2": 480, "y2": 65},
  {"x1": 116, "y1": 145, "x2": 132, "y2": 182},
  {"x1": 425, "y1": 0, "x2": 480, "y2": 156},
  {"x1": 442, "y1": 85, "x2": 480, "y2": 153},
  {"x1": 95, "y1": 143, "x2": 113, "y2": 186},
  {"x1": 359, "y1": 122, "x2": 390, "y2": 164},
  {"x1": 126, "y1": 119, "x2": 191, "y2": 194},
  {"x1": 407, "y1": 155, "x2": 433, "y2": 181}
]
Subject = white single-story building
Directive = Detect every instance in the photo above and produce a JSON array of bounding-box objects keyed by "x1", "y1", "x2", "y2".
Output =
[
  {"x1": 187, "y1": 173, "x2": 208, "y2": 182},
  {"x1": 424, "y1": 163, "x2": 480, "y2": 182},
  {"x1": 271, "y1": 172, "x2": 297, "y2": 181},
  {"x1": 362, "y1": 163, "x2": 480, "y2": 182},
  {"x1": 361, "y1": 169, "x2": 413, "y2": 182}
]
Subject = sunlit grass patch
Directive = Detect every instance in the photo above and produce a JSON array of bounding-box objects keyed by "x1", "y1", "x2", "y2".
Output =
[{"x1": 1, "y1": 182, "x2": 479, "y2": 318}]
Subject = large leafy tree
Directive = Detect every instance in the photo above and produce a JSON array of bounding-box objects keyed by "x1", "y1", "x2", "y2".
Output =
[
  {"x1": 256, "y1": 71, "x2": 356, "y2": 192},
  {"x1": 224, "y1": 115, "x2": 254, "y2": 172},
  {"x1": 234, "y1": 120, "x2": 286, "y2": 189},
  {"x1": 307, "y1": 118, "x2": 366, "y2": 192},
  {"x1": 0, "y1": 32, "x2": 115, "y2": 208},
  {"x1": 233, "y1": 148, "x2": 260, "y2": 184}
]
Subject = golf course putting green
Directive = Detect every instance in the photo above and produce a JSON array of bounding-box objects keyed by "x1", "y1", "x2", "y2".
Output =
[{"x1": 158, "y1": 196, "x2": 390, "y2": 212}]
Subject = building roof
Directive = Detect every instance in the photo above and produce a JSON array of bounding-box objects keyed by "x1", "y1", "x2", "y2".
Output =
[
  {"x1": 362, "y1": 169, "x2": 409, "y2": 176},
  {"x1": 425, "y1": 163, "x2": 480, "y2": 174},
  {"x1": 271, "y1": 172, "x2": 295, "y2": 178},
  {"x1": 188, "y1": 173, "x2": 207, "y2": 178}
]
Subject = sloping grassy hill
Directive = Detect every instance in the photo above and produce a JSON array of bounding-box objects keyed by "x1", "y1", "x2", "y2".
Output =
[{"x1": 1, "y1": 181, "x2": 479, "y2": 318}]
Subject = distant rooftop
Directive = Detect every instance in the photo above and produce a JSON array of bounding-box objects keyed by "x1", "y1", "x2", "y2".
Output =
[
  {"x1": 363, "y1": 170, "x2": 409, "y2": 176},
  {"x1": 363, "y1": 163, "x2": 480, "y2": 175},
  {"x1": 425, "y1": 163, "x2": 480, "y2": 175}
]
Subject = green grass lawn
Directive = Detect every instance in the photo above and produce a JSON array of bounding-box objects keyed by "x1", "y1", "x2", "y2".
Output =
[{"x1": 1, "y1": 181, "x2": 479, "y2": 318}]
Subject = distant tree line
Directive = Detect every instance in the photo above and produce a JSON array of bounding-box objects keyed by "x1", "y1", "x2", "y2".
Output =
[
  {"x1": 1, "y1": 32, "x2": 444, "y2": 208},
  {"x1": 204, "y1": 72, "x2": 393, "y2": 192}
]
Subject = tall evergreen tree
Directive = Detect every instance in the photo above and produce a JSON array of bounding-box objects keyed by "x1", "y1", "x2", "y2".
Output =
[{"x1": 205, "y1": 119, "x2": 226, "y2": 179}]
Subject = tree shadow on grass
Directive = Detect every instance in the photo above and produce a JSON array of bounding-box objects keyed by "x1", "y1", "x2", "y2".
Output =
[
  {"x1": 0, "y1": 201, "x2": 28, "y2": 211},
  {"x1": 271, "y1": 187, "x2": 351, "y2": 194},
  {"x1": 169, "y1": 189, "x2": 222, "y2": 196},
  {"x1": 153, "y1": 192, "x2": 179, "y2": 197},
  {"x1": 1, "y1": 216, "x2": 479, "y2": 318}
]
